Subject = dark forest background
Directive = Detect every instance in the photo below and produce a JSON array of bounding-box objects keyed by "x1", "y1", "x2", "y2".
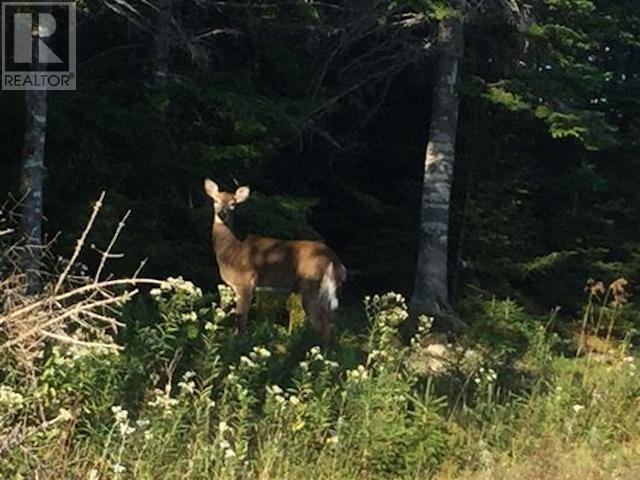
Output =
[{"x1": 2, "y1": 0, "x2": 639, "y2": 317}]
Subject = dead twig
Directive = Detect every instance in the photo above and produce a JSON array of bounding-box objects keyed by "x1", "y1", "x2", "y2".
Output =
[
  {"x1": 53, "y1": 192, "x2": 105, "y2": 295},
  {"x1": 94, "y1": 209, "x2": 131, "y2": 283}
]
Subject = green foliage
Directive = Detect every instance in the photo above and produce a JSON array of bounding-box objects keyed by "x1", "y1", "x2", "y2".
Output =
[
  {"x1": 539, "y1": 109, "x2": 618, "y2": 150},
  {"x1": 236, "y1": 194, "x2": 320, "y2": 240},
  {"x1": 483, "y1": 84, "x2": 532, "y2": 112},
  {"x1": 460, "y1": 298, "x2": 550, "y2": 363},
  {"x1": 3, "y1": 275, "x2": 640, "y2": 478}
]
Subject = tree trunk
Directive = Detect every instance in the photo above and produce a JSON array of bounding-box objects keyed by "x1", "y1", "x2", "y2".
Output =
[
  {"x1": 412, "y1": 17, "x2": 464, "y2": 312},
  {"x1": 21, "y1": 87, "x2": 48, "y2": 294},
  {"x1": 152, "y1": 0, "x2": 171, "y2": 89}
]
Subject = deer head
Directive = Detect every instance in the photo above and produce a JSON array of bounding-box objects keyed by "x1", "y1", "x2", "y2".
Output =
[{"x1": 204, "y1": 179, "x2": 250, "y2": 225}]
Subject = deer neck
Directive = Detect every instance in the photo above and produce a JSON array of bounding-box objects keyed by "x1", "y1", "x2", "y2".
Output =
[{"x1": 212, "y1": 216, "x2": 241, "y2": 259}]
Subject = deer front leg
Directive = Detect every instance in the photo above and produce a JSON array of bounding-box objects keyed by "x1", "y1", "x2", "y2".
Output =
[{"x1": 233, "y1": 286, "x2": 254, "y2": 334}]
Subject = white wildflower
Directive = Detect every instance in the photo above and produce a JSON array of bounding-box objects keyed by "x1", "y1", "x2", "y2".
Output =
[
  {"x1": 267, "y1": 384, "x2": 283, "y2": 395},
  {"x1": 254, "y1": 346, "x2": 271, "y2": 359},
  {"x1": 178, "y1": 379, "x2": 196, "y2": 395},
  {"x1": 136, "y1": 419, "x2": 150, "y2": 429},
  {"x1": 111, "y1": 405, "x2": 129, "y2": 423},
  {"x1": 347, "y1": 365, "x2": 369, "y2": 381},
  {"x1": 58, "y1": 408, "x2": 73, "y2": 421},
  {"x1": 205, "y1": 321, "x2": 219, "y2": 332},
  {"x1": 326, "y1": 435, "x2": 339, "y2": 445},
  {"x1": 240, "y1": 356, "x2": 256, "y2": 368},
  {"x1": 181, "y1": 311, "x2": 198, "y2": 322},
  {"x1": 218, "y1": 421, "x2": 232, "y2": 434},
  {"x1": 572, "y1": 404, "x2": 585, "y2": 413},
  {"x1": 148, "y1": 387, "x2": 179, "y2": 411},
  {"x1": 0, "y1": 386, "x2": 24, "y2": 408},
  {"x1": 166, "y1": 276, "x2": 202, "y2": 297}
]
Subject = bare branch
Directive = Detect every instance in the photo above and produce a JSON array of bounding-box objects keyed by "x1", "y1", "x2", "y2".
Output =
[
  {"x1": 53, "y1": 192, "x2": 105, "y2": 295},
  {"x1": 94, "y1": 209, "x2": 131, "y2": 283}
]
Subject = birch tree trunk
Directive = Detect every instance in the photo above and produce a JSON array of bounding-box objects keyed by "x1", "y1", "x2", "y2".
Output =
[
  {"x1": 152, "y1": 0, "x2": 171, "y2": 89},
  {"x1": 21, "y1": 86, "x2": 48, "y2": 294},
  {"x1": 412, "y1": 17, "x2": 464, "y2": 312}
]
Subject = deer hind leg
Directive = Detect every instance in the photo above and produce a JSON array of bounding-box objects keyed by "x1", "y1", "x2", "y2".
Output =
[
  {"x1": 233, "y1": 285, "x2": 254, "y2": 334},
  {"x1": 301, "y1": 287, "x2": 332, "y2": 348},
  {"x1": 317, "y1": 306, "x2": 332, "y2": 348}
]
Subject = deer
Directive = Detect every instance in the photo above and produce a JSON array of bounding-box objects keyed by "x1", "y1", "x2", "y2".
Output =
[{"x1": 204, "y1": 179, "x2": 347, "y2": 346}]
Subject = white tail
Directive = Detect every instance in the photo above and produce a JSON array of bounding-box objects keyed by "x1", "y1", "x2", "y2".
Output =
[
  {"x1": 320, "y1": 262, "x2": 347, "y2": 311},
  {"x1": 204, "y1": 179, "x2": 346, "y2": 346}
]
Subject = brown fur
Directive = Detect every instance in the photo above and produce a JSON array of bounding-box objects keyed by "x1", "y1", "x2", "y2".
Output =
[{"x1": 205, "y1": 179, "x2": 346, "y2": 346}]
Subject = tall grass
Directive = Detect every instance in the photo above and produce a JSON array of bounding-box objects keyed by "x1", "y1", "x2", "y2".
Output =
[{"x1": 2, "y1": 202, "x2": 640, "y2": 479}]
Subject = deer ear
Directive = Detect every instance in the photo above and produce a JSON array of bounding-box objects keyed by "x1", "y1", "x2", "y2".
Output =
[
  {"x1": 235, "y1": 186, "x2": 250, "y2": 203},
  {"x1": 204, "y1": 179, "x2": 220, "y2": 199}
]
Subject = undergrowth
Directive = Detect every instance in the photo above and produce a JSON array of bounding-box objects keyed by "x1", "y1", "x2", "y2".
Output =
[{"x1": 2, "y1": 200, "x2": 640, "y2": 479}]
